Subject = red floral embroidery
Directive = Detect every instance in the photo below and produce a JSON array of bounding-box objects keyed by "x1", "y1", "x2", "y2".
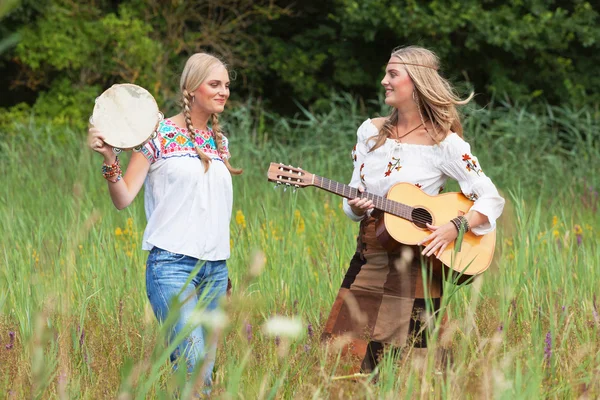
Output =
[
  {"x1": 415, "y1": 183, "x2": 422, "y2": 189},
  {"x1": 352, "y1": 144, "x2": 357, "y2": 162},
  {"x1": 462, "y1": 153, "x2": 482, "y2": 175},
  {"x1": 438, "y1": 186, "x2": 445, "y2": 194},
  {"x1": 360, "y1": 163, "x2": 365, "y2": 184},
  {"x1": 384, "y1": 157, "x2": 402, "y2": 177}
]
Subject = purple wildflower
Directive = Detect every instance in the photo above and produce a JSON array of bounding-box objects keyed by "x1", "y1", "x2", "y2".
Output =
[
  {"x1": 497, "y1": 323, "x2": 503, "y2": 332},
  {"x1": 275, "y1": 335, "x2": 280, "y2": 347},
  {"x1": 577, "y1": 235, "x2": 583, "y2": 246},
  {"x1": 245, "y1": 322, "x2": 253, "y2": 343},
  {"x1": 544, "y1": 331, "x2": 552, "y2": 363},
  {"x1": 593, "y1": 295, "x2": 599, "y2": 326},
  {"x1": 5, "y1": 331, "x2": 15, "y2": 350},
  {"x1": 307, "y1": 323, "x2": 313, "y2": 338}
]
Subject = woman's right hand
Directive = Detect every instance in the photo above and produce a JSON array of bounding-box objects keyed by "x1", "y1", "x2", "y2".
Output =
[
  {"x1": 348, "y1": 184, "x2": 374, "y2": 217},
  {"x1": 88, "y1": 126, "x2": 116, "y2": 162}
]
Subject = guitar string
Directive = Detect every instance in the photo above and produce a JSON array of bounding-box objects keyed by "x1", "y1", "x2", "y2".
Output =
[
  {"x1": 316, "y1": 176, "x2": 436, "y2": 225},
  {"x1": 277, "y1": 173, "x2": 434, "y2": 225}
]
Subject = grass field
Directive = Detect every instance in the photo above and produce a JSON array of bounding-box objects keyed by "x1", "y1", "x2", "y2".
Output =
[{"x1": 1, "y1": 97, "x2": 599, "y2": 399}]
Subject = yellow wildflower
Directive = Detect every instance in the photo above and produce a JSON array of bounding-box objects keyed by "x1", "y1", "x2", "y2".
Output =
[
  {"x1": 552, "y1": 230, "x2": 560, "y2": 238},
  {"x1": 294, "y1": 210, "x2": 305, "y2": 234},
  {"x1": 552, "y1": 215, "x2": 558, "y2": 227},
  {"x1": 573, "y1": 224, "x2": 583, "y2": 236},
  {"x1": 235, "y1": 210, "x2": 247, "y2": 229},
  {"x1": 537, "y1": 231, "x2": 546, "y2": 240},
  {"x1": 115, "y1": 227, "x2": 123, "y2": 236}
]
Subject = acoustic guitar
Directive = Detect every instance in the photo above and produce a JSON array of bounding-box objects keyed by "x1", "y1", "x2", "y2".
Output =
[{"x1": 267, "y1": 163, "x2": 496, "y2": 283}]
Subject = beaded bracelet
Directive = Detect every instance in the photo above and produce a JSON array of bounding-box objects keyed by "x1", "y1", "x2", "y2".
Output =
[
  {"x1": 450, "y1": 216, "x2": 470, "y2": 233},
  {"x1": 102, "y1": 156, "x2": 122, "y2": 183}
]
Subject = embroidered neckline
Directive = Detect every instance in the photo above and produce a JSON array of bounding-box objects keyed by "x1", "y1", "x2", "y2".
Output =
[{"x1": 164, "y1": 118, "x2": 212, "y2": 135}]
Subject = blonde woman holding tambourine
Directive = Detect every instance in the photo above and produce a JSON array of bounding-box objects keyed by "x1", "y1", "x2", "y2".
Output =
[{"x1": 88, "y1": 53, "x2": 241, "y2": 393}]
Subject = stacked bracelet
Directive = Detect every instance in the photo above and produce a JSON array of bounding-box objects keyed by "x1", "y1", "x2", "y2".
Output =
[
  {"x1": 450, "y1": 215, "x2": 470, "y2": 233},
  {"x1": 102, "y1": 157, "x2": 122, "y2": 183}
]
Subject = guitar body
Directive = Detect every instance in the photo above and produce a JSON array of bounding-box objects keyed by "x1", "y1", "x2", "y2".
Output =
[
  {"x1": 266, "y1": 163, "x2": 496, "y2": 284},
  {"x1": 375, "y1": 183, "x2": 496, "y2": 282}
]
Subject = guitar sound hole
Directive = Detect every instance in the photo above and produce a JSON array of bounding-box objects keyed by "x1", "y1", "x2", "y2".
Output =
[{"x1": 412, "y1": 208, "x2": 433, "y2": 229}]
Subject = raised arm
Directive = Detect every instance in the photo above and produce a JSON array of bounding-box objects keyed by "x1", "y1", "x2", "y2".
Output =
[{"x1": 88, "y1": 127, "x2": 150, "y2": 210}]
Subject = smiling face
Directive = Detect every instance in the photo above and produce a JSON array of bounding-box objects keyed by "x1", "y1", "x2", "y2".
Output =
[
  {"x1": 381, "y1": 58, "x2": 415, "y2": 108},
  {"x1": 191, "y1": 64, "x2": 230, "y2": 115}
]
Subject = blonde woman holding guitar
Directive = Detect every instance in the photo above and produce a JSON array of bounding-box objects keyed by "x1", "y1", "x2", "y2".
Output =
[
  {"x1": 88, "y1": 53, "x2": 241, "y2": 393},
  {"x1": 321, "y1": 46, "x2": 505, "y2": 373}
]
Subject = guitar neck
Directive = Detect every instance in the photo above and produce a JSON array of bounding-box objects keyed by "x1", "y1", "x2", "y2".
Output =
[{"x1": 314, "y1": 176, "x2": 414, "y2": 221}]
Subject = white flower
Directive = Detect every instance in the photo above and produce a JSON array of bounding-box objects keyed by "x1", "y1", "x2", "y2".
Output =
[
  {"x1": 262, "y1": 316, "x2": 304, "y2": 339},
  {"x1": 189, "y1": 309, "x2": 229, "y2": 330}
]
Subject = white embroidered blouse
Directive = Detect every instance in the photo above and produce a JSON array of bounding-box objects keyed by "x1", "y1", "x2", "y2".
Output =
[
  {"x1": 342, "y1": 119, "x2": 505, "y2": 235},
  {"x1": 139, "y1": 118, "x2": 233, "y2": 260}
]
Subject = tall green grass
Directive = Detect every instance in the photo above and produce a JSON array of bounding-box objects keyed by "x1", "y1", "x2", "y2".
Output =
[{"x1": 0, "y1": 95, "x2": 599, "y2": 398}]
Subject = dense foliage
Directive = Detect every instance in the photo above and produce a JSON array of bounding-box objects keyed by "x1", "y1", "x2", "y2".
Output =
[{"x1": 1, "y1": 0, "x2": 599, "y2": 130}]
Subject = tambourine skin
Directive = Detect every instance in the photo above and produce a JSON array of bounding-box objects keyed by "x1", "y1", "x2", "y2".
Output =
[{"x1": 90, "y1": 84, "x2": 163, "y2": 151}]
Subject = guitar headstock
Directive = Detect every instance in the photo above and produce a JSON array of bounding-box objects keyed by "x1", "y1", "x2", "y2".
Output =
[{"x1": 267, "y1": 163, "x2": 314, "y2": 188}]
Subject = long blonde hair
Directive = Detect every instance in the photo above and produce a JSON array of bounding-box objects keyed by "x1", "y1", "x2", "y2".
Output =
[
  {"x1": 370, "y1": 46, "x2": 473, "y2": 152},
  {"x1": 180, "y1": 53, "x2": 242, "y2": 175}
]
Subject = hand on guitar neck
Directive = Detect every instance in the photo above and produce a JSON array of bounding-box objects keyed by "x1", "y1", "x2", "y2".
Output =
[{"x1": 347, "y1": 184, "x2": 375, "y2": 218}]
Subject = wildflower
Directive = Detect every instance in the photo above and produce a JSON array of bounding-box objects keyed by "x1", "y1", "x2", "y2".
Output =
[
  {"x1": 189, "y1": 309, "x2": 229, "y2": 330},
  {"x1": 574, "y1": 224, "x2": 583, "y2": 246},
  {"x1": 275, "y1": 336, "x2": 281, "y2": 347},
  {"x1": 78, "y1": 326, "x2": 85, "y2": 346},
  {"x1": 235, "y1": 210, "x2": 247, "y2": 229},
  {"x1": 115, "y1": 227, "x2": 123, "y2": 236},
  {"x1": 5, "y1": 331, "x2": 15, "y2": 350},
  {"x1": 307, "y1": 323, "x2": 314, "y2": 338},
  {"x1": 245, "y1": 322, "x2": 252, "y2": 343},
  {"x1": 593, "y1": 295, "x2": 599, "y2": 326},
  {"x1": 544, "y1": 331, "x2": 552, "y2": 363},
  {"x1": 552, "y1": 230, "x2": 559, "y2": 238},
  {"x1": 552, "y1": 216, "x2": 558, "y2": 227},
  {"x1": 249, "y1": 251, "x2": 266, "y2": 277},
  {"x1": 262, "y1": 316, "x2": 304, "y2": 339},
  {"x1": 294, "y1": 210, "x2": 305, "y2": 234}
]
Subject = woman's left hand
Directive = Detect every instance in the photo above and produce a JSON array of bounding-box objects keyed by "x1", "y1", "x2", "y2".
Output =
[{"x1": 418, "y1": 222, "x2": 458, "y2": 258}]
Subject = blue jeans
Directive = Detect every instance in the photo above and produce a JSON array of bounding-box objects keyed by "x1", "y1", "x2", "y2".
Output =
[{"x1": 145, "y1": 247, "x2": 228, "y2": 388}]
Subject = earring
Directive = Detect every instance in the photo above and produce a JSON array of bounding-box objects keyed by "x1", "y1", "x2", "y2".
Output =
[
  {"x1": 412, "y1": 90, "x2": 417, "y2": 103},
  {"x1": 192, "y1": 96, "x2": 195, "y2": 104}
]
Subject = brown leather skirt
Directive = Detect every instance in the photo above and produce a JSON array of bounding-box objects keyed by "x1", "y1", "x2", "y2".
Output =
[{"x1": 321, "y1": 216, "x2": 445, "y2": 373}]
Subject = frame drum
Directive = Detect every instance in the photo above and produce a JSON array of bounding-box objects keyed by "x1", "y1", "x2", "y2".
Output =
[{"x1": 90, "y1": 84, "x2": 163, "y2": 152}]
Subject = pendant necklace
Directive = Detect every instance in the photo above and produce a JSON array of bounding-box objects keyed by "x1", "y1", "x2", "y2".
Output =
[{"x1": 393, "y1": 123, "x2": 423, "y2": 142}]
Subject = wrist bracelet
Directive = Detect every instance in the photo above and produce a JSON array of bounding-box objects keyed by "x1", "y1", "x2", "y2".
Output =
[
  {"x1": 451, "y1": 216, "x2": 470, "y2": 233},
  {"x1": 102, "y1": 156, "x2": 122, "y2": 183}
]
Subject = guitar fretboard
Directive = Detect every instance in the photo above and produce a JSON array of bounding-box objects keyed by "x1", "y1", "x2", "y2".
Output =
[{"x1": 315, "y1": 176, "x2": 414, "y2": 221}]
